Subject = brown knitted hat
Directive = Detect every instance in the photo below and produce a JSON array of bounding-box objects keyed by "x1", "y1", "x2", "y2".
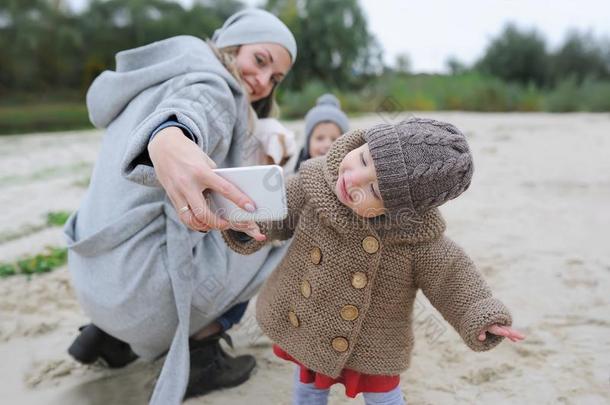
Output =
[{"x1": 364, "y1": 118, "x2": 474, "y2": 223}]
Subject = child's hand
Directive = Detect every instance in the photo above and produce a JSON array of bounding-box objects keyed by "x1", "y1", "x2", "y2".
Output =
[
  {"x1": 478, "y1": 324, "x2": 525, "y2": 343},
  {"x1": 229, "y1": 221, "x2": 267, "y2": 242}
]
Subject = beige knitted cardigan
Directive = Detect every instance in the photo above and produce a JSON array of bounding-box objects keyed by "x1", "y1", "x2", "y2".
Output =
[{"x1": 223, "y1": 129, "x2": 512, "y2": 378}]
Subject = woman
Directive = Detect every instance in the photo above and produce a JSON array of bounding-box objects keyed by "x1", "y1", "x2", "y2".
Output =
[
  {"x1": 63, "y1": 9, "x2": 296, "y2": 404},
  {"x1": 294, "y1": 93, "x2": 349, "y2": 171}
]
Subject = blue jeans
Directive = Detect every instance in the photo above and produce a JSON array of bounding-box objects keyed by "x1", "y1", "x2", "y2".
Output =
[{"x1": 216, "y1": 301, "x2": 249, "y2": 331}]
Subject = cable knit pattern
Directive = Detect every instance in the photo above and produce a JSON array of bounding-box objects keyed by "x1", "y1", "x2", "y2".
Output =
[
  {"x1": 364, "y1": 118, "x2": 474, "y2": 225},
  {"x1": 222, "y1": 128, "x2": 512, "y2": 378}
]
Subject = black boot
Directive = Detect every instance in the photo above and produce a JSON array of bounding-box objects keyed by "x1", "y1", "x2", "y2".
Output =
[
  {"x1": 183, "y1": 331, "x2": 257, "y2": 400},
  {"x1": 68, "y1": 324, "x2": 138, "y2": 368}
]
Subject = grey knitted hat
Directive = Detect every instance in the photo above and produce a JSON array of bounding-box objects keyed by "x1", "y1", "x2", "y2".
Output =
[
  {"x1": 363, "y1": 118, "x2": 474, "y2": 222},
  {"x1": 303, "y1": 94, "x2": 349, "y2": 153},
  {"x1": 212, "y1": 8, "x2": 297, "y2": 62}
]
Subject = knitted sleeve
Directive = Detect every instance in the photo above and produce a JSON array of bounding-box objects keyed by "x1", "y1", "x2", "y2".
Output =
[
  {"x1": 222, "y1": 173, "x2": 305, "y2": 255},
  {"x1": 412, "y1": 236, "x2": 512, "y2": 351}
]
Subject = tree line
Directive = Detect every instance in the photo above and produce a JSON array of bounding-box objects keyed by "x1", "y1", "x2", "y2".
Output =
[{"x1": 1, "y1": 0, "x2": 609, "y2": 104}]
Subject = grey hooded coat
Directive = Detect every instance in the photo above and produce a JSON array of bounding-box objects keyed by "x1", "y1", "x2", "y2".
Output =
[{"x1": 63, "y1": 35, "x2": 288, "y2": 404}]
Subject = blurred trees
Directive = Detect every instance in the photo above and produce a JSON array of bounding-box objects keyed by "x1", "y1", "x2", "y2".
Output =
[
  {"x1": 475, "y1": 24, "x2": 549, "y2": 86},
  {"x1": 0, "y1": 0, "x2": 243, "y2": 97},
  {"x1": 1, "y1": 0, "x2": 609, "y2": 108},
  {"x1": 394, "y1": 53, "x2": 411, "y2": 74},
  {"x1": 265, "y1": 0, "x2": 382, "y2": 90},
  {"x1": 549, "y1": 31, "x2": 609, "y2": 84},
  {"x1": 474, "y1": 23, "x2": 610, "y2": 87},
  {"x1": 445, "y1": 56, "x2": 467, "y2": 75},
  {"x1": 0, "y1": 0, "x2": 380, "y2": 97}
]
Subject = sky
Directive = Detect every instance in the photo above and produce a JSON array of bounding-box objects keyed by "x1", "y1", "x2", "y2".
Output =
[{"x1": 67, "y1": 0, "x2": 610, "y2": 73}]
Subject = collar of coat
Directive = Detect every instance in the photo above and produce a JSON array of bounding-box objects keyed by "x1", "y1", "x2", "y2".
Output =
[{"x1": 298, "y1": 128, "x2": 446, "y2": 245}]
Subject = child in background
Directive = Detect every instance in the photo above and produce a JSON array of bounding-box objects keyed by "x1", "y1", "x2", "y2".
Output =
[
  {"x1": 249, "y1": 117, "x2": 298, "y2": 169},
  {"x1": 224, "y1": 118, "x2": 525, "y2": 405},
  {"x1": 294, "y1": 93, "x2": 349, "y2": 171}
]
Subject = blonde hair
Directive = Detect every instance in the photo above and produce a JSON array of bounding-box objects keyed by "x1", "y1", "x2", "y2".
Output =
[{"x1": 207, "y1": 40, "x2": 280, "y2": 125}]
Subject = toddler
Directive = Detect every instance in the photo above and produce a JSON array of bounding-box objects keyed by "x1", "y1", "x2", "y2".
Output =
[{"x1": 224, "y1": 118, "x2": 524, "y2": 405}]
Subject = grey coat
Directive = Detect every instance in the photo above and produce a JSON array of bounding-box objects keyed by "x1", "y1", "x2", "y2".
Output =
[{"x1": 63, "y1": 36, "x2": 289, "y2": 404}]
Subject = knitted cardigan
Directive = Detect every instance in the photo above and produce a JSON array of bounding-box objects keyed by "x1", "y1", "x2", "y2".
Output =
[{"x1": 223, "y1": 129, "x2": 512, "y2": 378}]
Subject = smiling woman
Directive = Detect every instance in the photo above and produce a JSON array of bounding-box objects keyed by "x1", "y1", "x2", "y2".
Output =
[
  {"x1": 235, "y1": 43, "x2": 291, "y2": 101},
  {"x1": 212, "y1": 41, "x2": 292, "y2": 119},
  {"x1": 63, "y1": 8, "x2": 297, "y2": 405}
]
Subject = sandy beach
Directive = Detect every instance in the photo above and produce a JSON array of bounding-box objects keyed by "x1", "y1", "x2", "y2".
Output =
[{"x1": 1, "y1": 112, "x2": 609, "y2": 404}]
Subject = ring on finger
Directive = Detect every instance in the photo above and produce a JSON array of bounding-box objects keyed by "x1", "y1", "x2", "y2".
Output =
[{"x1": 178, "y1": 205, "x2": 190, "y2": 214}]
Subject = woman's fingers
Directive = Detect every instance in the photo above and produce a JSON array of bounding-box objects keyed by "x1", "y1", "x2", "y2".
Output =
[
  {"x1": 202, "y1": 152, "x2": 218, "y2": 169},
  {"x1": 203, "y1": 171, "x2": 257, "y2": 213},
  {"x1": 183, "y1": 188, "x2": 230, "y2": 230},
  {"x1": 165, "y1": 184, "x2": 209, "y2": 231},
  {"x1": 148, "y1": 127, "x2": 258, "y2": 231},
  {"x1": 165, "y1": 186, "x2": 203, "y2": 228}
]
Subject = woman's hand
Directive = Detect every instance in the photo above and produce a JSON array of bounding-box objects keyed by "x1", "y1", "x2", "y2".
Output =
[
  {"x1": 478, "y1": 324, "x2": 525, "y2": 343},
  {"x1": 148, "y1": 127, "x2": 261, "y2": 234}
]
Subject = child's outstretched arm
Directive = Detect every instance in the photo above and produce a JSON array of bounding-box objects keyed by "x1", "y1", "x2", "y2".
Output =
[
  {"x1": 478, "y1": 324, "x2": 524, "y2": 343},
  {"x1": 412, "y1": 235, "x2": 524, "y2": 351},
  {"x1": 221, "y1": 173, "x2": 305, "y2": 255}
]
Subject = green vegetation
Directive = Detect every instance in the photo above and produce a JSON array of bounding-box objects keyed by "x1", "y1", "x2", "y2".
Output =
[
  {"x1": 279, "y1": 73, "x2": 610, "y2": 118},
  {"x1": 0, "y1": 211, "x2": 72, "y2": 244},
  {"x1": 0, "y1": 103, "x2": 91, "y2": 135},
  {"x1": 46, "y1": 211, "x2": 71, "y2": 227},
  {"x1": 0, "y1": 224, "x2": 48, "y2": 244},
  {"x1": 0, "y1": 263, "x2": 17, "y2": 278},
  {"x1": 0, "y1": 247, "x2": 67, "y2": 278},
  {"x1": 72, "y1": 176, "x2": 91, "y2": 188},
  {"x1": 1, "y1": 1, "x2": 609, "y2": 135},
  {"x1": 0, "y1": 211, "x2": 71, "y2": 278},
  {"x1": 0, "y1": 162, "x2": 92, "y2": 186}
]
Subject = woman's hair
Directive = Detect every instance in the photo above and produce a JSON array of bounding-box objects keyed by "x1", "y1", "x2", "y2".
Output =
[{"x1": 207, "y1": 41, "x2": 280, "y2": 121}]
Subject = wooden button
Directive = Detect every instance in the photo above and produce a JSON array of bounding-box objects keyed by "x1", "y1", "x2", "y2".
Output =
[
  {"x1": 310, "y1": 247, "x2": 322, "y2": 264},
  {"x1": 331, "y1": 337, "x2": 349, "y2": 352},
  {"x1": 351, "y1": 272, "x2": 367, "y2": 289},
  {"x1": 288, "y1": 311, "x2": 300, "y2": 327},
  {"x1": 300, "y1": 280, "x2": 311, "y2": 298},
  {"x1": 340, "y1": 305, "x2": 359, "y2": 321},
  {"x1": 362, "y1": 236, "x2": 379, "y2": 254}
]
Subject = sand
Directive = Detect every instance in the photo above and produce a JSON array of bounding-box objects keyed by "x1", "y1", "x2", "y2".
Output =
[{"x1": 0, "y1": 112, "x2": 609, "y2": 404}]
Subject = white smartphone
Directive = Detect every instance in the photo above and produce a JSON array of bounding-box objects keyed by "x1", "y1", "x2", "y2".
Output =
[{"x1": 208, "y1": 165, "x2": 288, "y2": 222}]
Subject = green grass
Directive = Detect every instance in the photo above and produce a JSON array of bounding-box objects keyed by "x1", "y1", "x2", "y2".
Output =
[
  {"x1": 72, "y1": 176, "x2": 91, "y2": 188},
  {"x1": 0, "y1": 224, "x2": 48, "y2": 244},
  {"x1": 0, "y1": 247, "x2": 67, "y2": 278},
  {"x1": 0, "y1": 161, "x2": 92, "y2": 187},
  {"x1": 278, "y1": 73, "x2": 610, "y2": 118},
  {"x1": 0, "y1": 211, "x2": 72, "y2": 244},
  {"x1": 46, "y1": 211, "x2": 72, "y2": 227},
  {"x1": 0, "y1": 263, "x2": 17, "y2": 277},
  {"x1": 2, "y1": 75, "x2": 609, "y2": 135},
  {"x1": 0, "y1": 212, "x2": 71, "y2": 278},
  {"x1": 0, "y1": 103, "x2": 92, "y2": 135},
  {"x1": 545, "y1": 78, "x2": 610, "y2": 112}
]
